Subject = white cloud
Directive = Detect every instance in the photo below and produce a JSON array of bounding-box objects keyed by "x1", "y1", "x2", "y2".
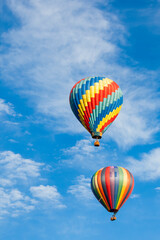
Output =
[
  {"x1": 3, "y1": 121, "x2": 19, "y2": 125},
  {"x1": 67, "y1": 175, "x2": 93, "y2": 200},
  {"x1": 0, "y1": 98, "x2": 16, "y2": 116},
  {"x1": 30, "y1": 185, "x2": 66, "y2": 208},
  {"x1": 0, "y1": 151, "x2": 44, "y2": 182},
  {"x1": 0, "y1": 0, "x2": 159, "y2": 149},
  {"x1": 155, "y1": 187, "x2": 160, "y2": 191},
  {"x1": 127, "y1": 148, "x2": 160, "y2": 181},
  {"x1": 0, "y1": 188, "x2": 35, "y2": 218},
  {"x1": 130, "y1": 194, "x2": 140, "y2": 199},
  {"x1": 27, "y1": 143, "x2": 33, "y2": 147},
  {"x1": 8, "y1": 139, "x2": 19, "y2": 143},
  {"x1": 0, "y1": 178, "x2": 13, "y2": 187}
]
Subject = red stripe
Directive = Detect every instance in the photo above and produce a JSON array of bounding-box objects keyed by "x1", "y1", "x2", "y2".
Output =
[
  {"x1": 104, "y1": 86, "x2": 109, "y2": 98},
  {"x1": 99, "y1": 89, "x2": 103, "y2": 102},
  {"x1": 85, "y1": 106, "x2": 91, "y2": 119},
  {"x1": 91, "y1": 98, "x2": 95, "y2": 110},
  {"x1": 83, "y1": 111, "x2": 90, "y2": 131},
  {"x1": 100, "y1": 114, "x2": 118, "y2": 132},
  {"x1": 105, "y1": 167, "x2": 113, "y2": 209},
  {"x1": 88, "y1": 102, "x2": 93, "y2": 114},
  {"x1": 95, "y1": 93, "x2": 99, "y2": 106},
  {"x1": 110, "y1": 167, "x2": 115, "y2": 209},
  {"x1": 108, "y1": 83, "x2": 111, "y2": 95}
]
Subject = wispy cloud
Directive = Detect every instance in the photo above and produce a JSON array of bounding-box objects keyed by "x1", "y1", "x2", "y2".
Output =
[
  {"x1": 130, "y1": 194, "x2": 140, "y2": 199},
  {"x1": 61, "y1": 139, "x2": 115, "y2": 170},
  {"x1": 8, "y1": 138, "x2": 19, "y2": 143},
  {"x1": 137, "y1": 3, "x2": 160, "y2": 33},
  {"x1": 127, "y1": 148, "x2": 160, "y2": 181},
  {"x1": 67, "y1": 175, "x2": 93, "y2": 200},
  {"x1": 107, "y1": 84, "x2": 160, "y2": 148},
  {"x1": 0, "y1": 98, "x2": 23, "y2": 137}
]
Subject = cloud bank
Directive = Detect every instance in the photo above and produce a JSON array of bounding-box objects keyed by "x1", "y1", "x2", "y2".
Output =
[{"x1": 0, "y1": 150, "x2": 65, "y2": 218}]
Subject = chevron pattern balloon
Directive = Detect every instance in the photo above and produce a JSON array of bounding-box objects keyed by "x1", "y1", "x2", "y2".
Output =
[
  {"x1": 69, "y1": 77, "x2": 123, "y2": 146},
  {"x1": 91, "y1": 166, "x2": 134, "y2": 217}
]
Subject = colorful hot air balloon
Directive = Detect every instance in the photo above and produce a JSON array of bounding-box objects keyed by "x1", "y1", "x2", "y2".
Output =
[
  {"x1": 69, "y1": 77, "x2": 123, "y2": 146},
  {"x1": 91, "y1": 166, "x2": 134, "y2": 221}
]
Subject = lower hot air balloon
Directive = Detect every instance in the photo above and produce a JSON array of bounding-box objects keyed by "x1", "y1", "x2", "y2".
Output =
[
  {"x1": 91, "y1": 166, "x2": 134, "y2": 221},
  {"x1": 69, "y1": 77, "x2": 123, "y2": 147}
]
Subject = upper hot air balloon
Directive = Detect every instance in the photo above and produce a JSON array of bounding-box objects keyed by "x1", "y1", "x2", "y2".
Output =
[
  {"x1": 91, "y1": 166, "x2": 134, "y2": 221},
  {"x1": 69, "y1": 77, "x2": 123, "y2": 146}
]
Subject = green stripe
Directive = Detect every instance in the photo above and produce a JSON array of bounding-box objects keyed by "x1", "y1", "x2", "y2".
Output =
[{"x1": 115, "y1": 167, "x2": 124, "y2": 208}]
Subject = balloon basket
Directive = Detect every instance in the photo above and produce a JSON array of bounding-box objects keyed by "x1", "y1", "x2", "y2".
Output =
[
  {"x1": 110, "y1": 215, "x2": 116, "y2": 221},
  {"x1": 111, "y1": 216, "x2": 117, "y2": 221},
  {"x1": 94, "y1": 140, "x2": 100, "y2": 147}
]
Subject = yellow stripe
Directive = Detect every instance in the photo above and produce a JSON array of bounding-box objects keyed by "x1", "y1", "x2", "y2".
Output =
[
  {"x1": 79, "y1": 99, "x2": 85, "y2": 112},
  {"x1": 82, "y1": 94, "x2": 88, "y2": 107},
  {"x1": 99, "y1": 80, "x2": 104, "y2": 90},
  {"x1": 78, "y1": 109, "x2": 85, "y2": 124},
  {"x1": 116, "y1": 168, "x2": 128, "y2": 209},
  {"x1": 78, "y1": 109, "x2": 84, "y2": 119},
  {"x1": 86, "y1": 90, "x2": 91, "y2": 103},
  {"x1": 90, "y1": 86, "x2": 94, "y2": 98},
  {"x1": 94, "y1": 83, "x2": 99, "y2": 94},
  {"x1": 103, "y1": 78, "x2": 113, "y2": 87},
  {"x1": 96, "y1": 105, "x2": 122, "y2": 132},
  {"x1": 78, "y1": 104, "x2": 84, "y2": 117}
]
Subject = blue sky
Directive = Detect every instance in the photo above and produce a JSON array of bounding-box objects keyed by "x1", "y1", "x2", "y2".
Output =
[{"x1": 0, "y1": 0, "x2": 160, "y2": 239}]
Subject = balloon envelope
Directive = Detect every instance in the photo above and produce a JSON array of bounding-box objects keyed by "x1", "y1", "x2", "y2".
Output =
[
  {"x1": 91, "y1": 166, "x2": 134, "y2": 214},
  {"x1": 69, "y1": 77, "x2": 123, "y2": 144}
]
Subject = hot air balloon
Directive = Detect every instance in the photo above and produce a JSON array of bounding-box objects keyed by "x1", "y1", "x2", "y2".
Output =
[
  {"x1": 69, "y1": 77, "x2": 123, "y2": 146},
  {"x1": 91, "y1": 166, "x2": 134, "y2": 221}
]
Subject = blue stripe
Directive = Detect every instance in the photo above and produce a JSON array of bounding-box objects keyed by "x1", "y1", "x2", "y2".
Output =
[
  {"x1": 86, "y1": 80, "x2": 90, "y2": 90},
  {"x1": 70, "y1": 90, "x2": 80, "y2": 122},
  {"x1": 90, "y1": 77, "x2": 95, "y2": 87}
]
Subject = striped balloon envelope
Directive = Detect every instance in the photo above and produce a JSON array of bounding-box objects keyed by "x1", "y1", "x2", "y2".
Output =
[
  {"x1": 91, "y1": 166, "x2": 134, "y2": 220},
  {"x1": 69, "y1": 77, "x2": 123, "y2": 146}
]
